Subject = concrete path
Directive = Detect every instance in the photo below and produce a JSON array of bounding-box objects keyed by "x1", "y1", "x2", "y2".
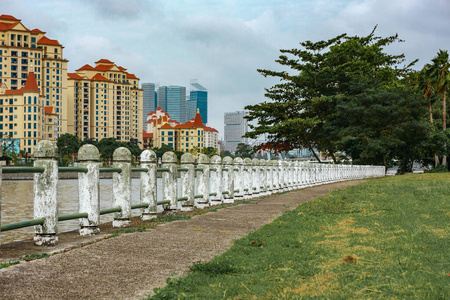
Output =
[{"x1": 0, "y1": 181, "x2": 363, "y2": 300}]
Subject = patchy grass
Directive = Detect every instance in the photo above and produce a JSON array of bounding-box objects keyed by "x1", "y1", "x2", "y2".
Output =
[{"x1": 148, "y1": 174, "x2": 450, "y2": 299}]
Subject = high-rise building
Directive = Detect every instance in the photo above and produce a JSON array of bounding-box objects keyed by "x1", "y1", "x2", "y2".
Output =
[
  {"x1": 0, "y1": 14, "x2": 68, "y2": 140},
  {"x1": 166, "y1": 85, "x2": 186, "y2": 123},
  {"x1": 188, "y1": 80, "x2": 207, "y2": 124},
  {"x1": 224, "y1": 111, "x2": 248, "y2": 153},
  {"x1": 142, "y1": 83, "x2": 156, "y2": 121},
  {"x1": 157, "y1": 86, "x2": 167, "y2": 111},
  {"x1": 67, "y1": 59, "x2": 143, "y2": 145}
]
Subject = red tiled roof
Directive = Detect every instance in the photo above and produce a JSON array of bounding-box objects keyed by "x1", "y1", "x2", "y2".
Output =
[
  {"x1": 156, "y1": 106, "x2": 162, "y2": 110},
  {"x1": 192, "y1": 111, "x2": 204, "y2": 127},
  {"x1": 95, "y1": 59, "x2": 114, "y2": 64},
  {"x1": 68, "y1": 73, "x2": 84, "y2": 80},
  {"x1": 160, "y1": 123, "x2": 173, "y2": 129},
  {"x1": 145, "y1": 119, "x2": 154, "y2": 123},
  {"x1": 44, "y1": 106, "x2": 54, "y2": 114},
  {"x1": 0, "y1": 15, "x2": 19, "y2": 21},
  {"x1": 147, "y1": 111, "x2": 156, "y2": 115},
  {"x1": 143, "y1": 131, "x2": 153, "y2": 138},
  {"x1": 91, "y1": 73, "x2": 110, "y2": 82},
  {"x1": 126, "y1": 73, "x2": 138, "y2": 79},
  {"x1": 37, "y1": 36, "x2": 61, "y2": 46},
  {"x1": 77, "y1": 64, "x2": 94, "y2": 71},
  {"x1": 118, "y1": 66, "x2": 127, "y2": 71},
  {"x1": 31, "y1": 28, "x2": 45, "y2": 33},
  {"x1": 0, "y1": 21, "x2": 17, "y2": 31},
  {"x1": 204, "y1": 126, "x2": 218, "y2": 133},
  {"x1": 4, "y1": 89, "x2": 23, "y2": 95},
  {"x1": 22, "y1": 72, "x2": 39, "y2": 92},
  {"x1": 94, "y1": 64, "x2": 114, "y2": 71}
]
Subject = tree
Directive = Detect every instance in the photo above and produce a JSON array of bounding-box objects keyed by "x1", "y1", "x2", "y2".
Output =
[
  {"x1": 424, "y1": 49, "x2": 450, "y2": 165},
  {"x1": 244, "y1": 27, "x2": 428, "y2": 166},
  {"x1": 96, "y1": 137, "x2": 120, "y2": 165},
  {"x1": 201, "y1": 147, "x2": 218, "y2": 157},
  {"x1": 235, "y1": 143, "x2": 254, "y2": 158}
]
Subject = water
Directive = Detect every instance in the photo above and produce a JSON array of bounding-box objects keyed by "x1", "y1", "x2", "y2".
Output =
[{"x1": 0, "y1": 178, "x2": 169, "y2": 244}]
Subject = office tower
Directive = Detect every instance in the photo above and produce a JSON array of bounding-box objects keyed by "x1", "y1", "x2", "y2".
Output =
[
  {"x1": 157, "y1": 86, "x2": 167, "y2": 111},
  {"x1": 142, "y1": 83, "x2": 156, "y2": 121},
  {"x1": 188, "y1": 80, "x2": 207, "y2": 124},
  {"x1": 166, "y1": 85, "x2": 186, "y2": 123},
  {"x1": 0, "y1": 14, "x2": 68, "y2": 140},
  {"x1": 224, "y1": 111, "x2": 248, "y2": 153},
  {"x1": 67, "y1": 59, "x2": 143, "y2": 145}
]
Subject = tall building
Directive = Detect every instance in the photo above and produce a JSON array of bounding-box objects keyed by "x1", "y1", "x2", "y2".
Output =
[
  {"x1": 157, "y1": 86, "x2": 167, "y2": 111},
  {"x1": 224, "y1": 110, "x2": 248, "y2": 153},
  {"x1": 0, "y1": 14, "x2": 68, "y2": 139},
  {"x1": 0, "y1": 72, "x2": 49, "y2": 154},
  {"x1": 187, "y1": 80, "x2": 207, "y2": 124},
  {"x1": 67, "y1": 59, "x2": 143, "y2": 145},
  {"x1": 142, "y1": 83, "x2": 156, "y2": 122},
  {"x1": 166, "y1": 85, "x2": 186, "y2": 123}
]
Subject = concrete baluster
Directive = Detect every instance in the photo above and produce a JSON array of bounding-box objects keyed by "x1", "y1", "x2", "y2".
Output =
[
  {"x1": 112, "y1": 147, "x2": 132, "y2": 228},
  {"x1": 232, "y1": 157, "x2": 243, "y2": 200},
  {"x1": 162, "y1": 151, "x2": 178, "y2": 211},
  {"x1": 252, "y1": 158, "x2": 260, "y2": 196},
  {"x1": 223, "y1": 156, "x2": 235, "y2": 203},
  {"x1": 141, "y1": 149, "x2": 158, "y2": 219},
  {"x1": 243, "y1": 158, "x2": 252, "y2": 199},
  {"x1": 33, "y1": 140, "x2": 59, "y2": 246},
  {"x1": 210, "y1": 155, "x2": 222, "y2": 206},
  {"x1": 259, "y1": 160, "x2": 267, "y2": 196},
  {"x1": 196, "y1": 154, "x2": 210, "y2": 209},
  {"x1": 266, "y1": 160, "x2": 273, "y2": 195},
  {"x1": 288, "y1": 161, "x2": 294, "y2": 191},
  {"x1": 78, "y1": 144, "x2": 100, "y2": 235},
  {"x1": 180, "y1": 153, "x2": 195, "y2": 211}
]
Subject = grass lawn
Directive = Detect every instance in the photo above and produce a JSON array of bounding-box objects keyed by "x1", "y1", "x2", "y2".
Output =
[{"x1": 148, "y1": 174, "x2": 449, "y2": 299}]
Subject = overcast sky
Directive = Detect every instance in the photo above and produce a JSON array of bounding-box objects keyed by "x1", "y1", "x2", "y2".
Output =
[{"x1": 3, "y1": 0, "x2": 450, "y2": 138}]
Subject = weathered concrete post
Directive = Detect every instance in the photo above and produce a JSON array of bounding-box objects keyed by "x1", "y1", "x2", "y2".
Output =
[
  {"x1": 266, "y1": 160, "x2": 273, "y2": 195},
  {"x1": 283, "y1": 161, "x2": 290, "y2": 191},
  {"x1": 232, "y1": 157, "x2": 243, "y2": 200},
  {"x1": 210, "y1": 155, "x2": 223, "y2": 206},
  {"x1": 222, "y1": 156, "x2": 235, "y2": 203},
  {"x1": 260, "y1": 160, "x2": 267, "y2": 196},
  {"x1": 196, "y1": 154, "x2": 210, "y2": 209},
  {"x1": 252, "y1": 158, "x2": 260, "y2": 196},
  {"x1": 33, "y1": 140, "x2": 59, "y2": 246},
  {"x1": 140, "y1": 149, "x2": 158, "y2": 220},
  {"x1": 112, "y1": 147, "x2": 132, "y2": 227},
  {"x1": 162, "y1": 151, "x2": 178, "y2": 211},
  {"x1": 243, "y1": 158, "x2": 252, "y2": 199},
  {"x1": 288, "y1": 161, "x2": 294, "y2": 191},
  {"x1": 272, "y1": 160, "x2": 279, "y2": 193},
  {"x1": 180, "y1": 153, "x2": 195, "y2": 211},
  {"x1": 78, "y1": 144, "x2": 100, "y2": 235}
]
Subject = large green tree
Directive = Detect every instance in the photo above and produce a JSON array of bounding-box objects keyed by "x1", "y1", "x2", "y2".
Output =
[{"x1": 244, "y1": 28, "x2": 432, "y2": 167}]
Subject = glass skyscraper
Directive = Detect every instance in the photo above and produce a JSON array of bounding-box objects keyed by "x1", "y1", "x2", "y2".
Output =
[
  {"x1": 142, "y1": 83, "x2": 156, "y2": 120},
  {"x1": 187, "y1": 80, "x2": 208, "y2": 124},
  {"x1": 166, "y1": 85, "x2": 186, "y2": 123}
]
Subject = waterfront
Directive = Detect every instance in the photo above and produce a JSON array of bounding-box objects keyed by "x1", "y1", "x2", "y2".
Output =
[{"x1": 0, "y1": 179, "x2": 166, "y2": 244}]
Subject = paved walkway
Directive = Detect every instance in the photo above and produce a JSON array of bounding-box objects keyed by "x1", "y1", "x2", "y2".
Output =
[{"x1": 0, "y1": 181, "x2": 363, "y2": 300}]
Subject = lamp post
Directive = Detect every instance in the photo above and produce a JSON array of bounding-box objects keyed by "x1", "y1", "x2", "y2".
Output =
[{"x1": 59, "y1": 145, "x2": 68, "y2": 166}]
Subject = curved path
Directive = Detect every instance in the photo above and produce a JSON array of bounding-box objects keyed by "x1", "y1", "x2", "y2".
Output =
[{"x1": 0, "y1": 181, "x2": 363, "y2": 300}]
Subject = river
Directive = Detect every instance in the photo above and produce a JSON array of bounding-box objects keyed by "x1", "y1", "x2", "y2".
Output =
[{"x1": 0, "y1": 179, "x2": 169, "y2": 244}]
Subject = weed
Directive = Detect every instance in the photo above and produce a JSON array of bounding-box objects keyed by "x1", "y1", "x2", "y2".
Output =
[
  {"x1": 21, "y1": 253, "x2": 50, "y2": 262},
  {"x1": 0, "y1": 261, "x2": 20, "y2": 268}
]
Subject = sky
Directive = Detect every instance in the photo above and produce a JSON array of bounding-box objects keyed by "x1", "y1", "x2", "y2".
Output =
[{"x1": 2, "y1": 0, "x2": 450, "y2": 139}]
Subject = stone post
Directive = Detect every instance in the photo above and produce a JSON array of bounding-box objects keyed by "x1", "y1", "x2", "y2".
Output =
[
  {"x1": 243, "y1": 158, "x2": 252, "y2": 199},
  {"x1": 288, "y1": 161, "x2": 294, "y2": 191},
  {"x1": 112, "y1": 147, "x2": 132, "y2": 227},
  {"x1": 232, "y1": 157, "x2": 243, "y2": 200},
  {"x1": 210, "y1": 155, "x2": 222, "y2": 205},
  {"x1": 78, "y1": 144, "x2": 100, "y2": 236},
  {"x1": 196, "y1": 154, "x2": 210, "y2": 209},
  {"x1": 162, "y1": 151, "x2": 178, "y2": 211},
  {"x1": 223, "y1": 156, "x2": 235, "y2": 203},
  {"x1": 260, "y1": 160, "x2": 267, "y2": 196},
  {"x1": 180, "y1": 153, "x2": 195, "y2": 211},
  {"x1": 272, "y1": 160, "x2": 279, "y2": 193},
  {"x1": 266, "y1": 160, "x2": 273, "y2": 195},
  {"x1": 33, "y1": 140, "x2": 59, "y2": 246},
  {"x1": 140, "y1": 149, "x2": 158, "y2": 220},
  {"x1": 252, "y1": 158, "x2": 260, "y2": 196}
]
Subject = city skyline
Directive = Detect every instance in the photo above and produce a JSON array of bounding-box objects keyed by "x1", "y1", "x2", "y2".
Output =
[{"x1": 2, "y1": 0, "x2": 449, "y2": 138}]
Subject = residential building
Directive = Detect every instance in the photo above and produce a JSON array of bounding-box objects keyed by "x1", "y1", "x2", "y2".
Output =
[
  {"x1": 204, "y1": 126, "x2": 219, "y2": 151},
  {"x1": 0, "y1": 72, "x2": 50, "y2": 154},
  {"x1": 0, "y1": 14, "x2": 68, "y2": 139},
  {"x1": 67, "y1": 59, "x2": 143, "y2": 145},
  {"x1": 224, "y1": 110, "x2": 248, "y2": 153},
  {"x1": 142, "y1": 83, "x2": 156, "y2": 122}
]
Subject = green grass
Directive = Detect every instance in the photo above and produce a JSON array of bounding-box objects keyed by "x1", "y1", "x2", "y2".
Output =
[{"x1": 148, "y1": 174, "x2": 450, "y2": 299}]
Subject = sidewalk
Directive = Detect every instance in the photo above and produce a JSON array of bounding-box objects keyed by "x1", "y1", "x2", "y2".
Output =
[{"x1": 0, "y1": 181, "x2": 363, "y2": 300}]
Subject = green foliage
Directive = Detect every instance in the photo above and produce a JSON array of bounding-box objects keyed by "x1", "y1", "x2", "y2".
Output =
[
  {"x1": 0, "y1": 261, "x2": 20, "y2": 269},
  {"x1": 148, "y1": 174, "x2": 450, "y2": 299},
  {"x1": 424, "y1": 164, "x2": 448, "y2": 173},
  {"x1": 20, "y1": 253, "x2": 51, "y2": 261},
  {"x1": 234, "y1": 143, "x2": 253, "y2": 158},
  {"x1": 244, "y1": 27, "x2": 438, "y2": 166}
]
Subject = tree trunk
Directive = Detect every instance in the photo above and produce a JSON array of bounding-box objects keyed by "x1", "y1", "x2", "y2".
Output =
[{"x1": 443, "y1": 89, "x2": 447, "y2": 166}]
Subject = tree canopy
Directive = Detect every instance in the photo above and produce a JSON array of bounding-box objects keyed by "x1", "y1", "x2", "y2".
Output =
[{"x1": 244, "y1": 27, "x2": 443, "y2": 169}]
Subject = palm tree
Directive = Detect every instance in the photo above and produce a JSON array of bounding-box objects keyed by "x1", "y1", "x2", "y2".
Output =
[
  {"x1": 425, "y1": 49, "x2": 450, "y2": 166},
  {"x1": 419, "y1": 68, "x2": 438, "y2": 165}
]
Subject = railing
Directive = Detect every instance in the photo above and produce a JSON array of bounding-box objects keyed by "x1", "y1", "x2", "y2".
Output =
[{"x1": 0, "y1": 141, "x2": 386, "y2": 246}]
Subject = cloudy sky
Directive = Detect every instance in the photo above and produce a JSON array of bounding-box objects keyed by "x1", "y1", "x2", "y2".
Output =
[{"x1": 3, "y1": 0, "x2": 450, "y2": 138}]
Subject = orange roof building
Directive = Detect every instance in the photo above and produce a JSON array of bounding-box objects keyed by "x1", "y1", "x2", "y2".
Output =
[
  {"x1": 0, "y1": 14, "x2": 69, "y2": 144},
  {"x1": 67, "y1": 59, "x2": 143, "y2": 147}
]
